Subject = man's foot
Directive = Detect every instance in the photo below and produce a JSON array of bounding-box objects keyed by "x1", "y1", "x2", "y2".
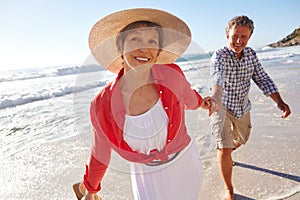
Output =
[{"x1": 223, "y1": 188, "x2": 234, "y2": 200}]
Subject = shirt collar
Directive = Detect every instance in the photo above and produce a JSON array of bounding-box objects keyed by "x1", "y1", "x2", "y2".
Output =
[
  {"x1": 224, "y1": 46, "x2": 251, "y2": 59},
  {"x1": 151, "y1": 64, "x2": 166, "y2": 81},
  {"x1": 109, "y1": 65, "x2": 165, "y2": 114}
]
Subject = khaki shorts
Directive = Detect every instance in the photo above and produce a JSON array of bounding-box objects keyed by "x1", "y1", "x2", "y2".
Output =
[{"x1": 210, "y1": 108, "x2": 252, "y2": 149}]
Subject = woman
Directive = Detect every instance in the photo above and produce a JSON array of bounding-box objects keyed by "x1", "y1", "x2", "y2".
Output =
[{"x1": 73, "y1": 8, "x2": 213, "y2": 200}]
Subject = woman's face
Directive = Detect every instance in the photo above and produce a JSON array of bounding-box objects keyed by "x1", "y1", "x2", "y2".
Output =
[
  {"x1": 227, "y1": 25, "x2": 252, "y2": 58},
  {"x1": 122, "y1": 26, "x2": 160, "y2": 70}
]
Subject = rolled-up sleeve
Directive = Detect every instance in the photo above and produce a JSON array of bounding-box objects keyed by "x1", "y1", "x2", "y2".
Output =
[{"x1": 252, "y1": 56, "x2": 278, "y2": 96}]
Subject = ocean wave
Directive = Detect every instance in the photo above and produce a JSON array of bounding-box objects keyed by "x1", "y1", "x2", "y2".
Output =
[
  {"x1": 0, "y1": 64, "x2": 104, "y2": 83},
  {"x1": 257, "y1": 46, "x2": 300, "y2": 61},
  {"x1": 0, "y1": 80, "x2": 107, "y2": 110},
  {"x1": 259, "y1": 52, "x2": 297, "y2": 61}
]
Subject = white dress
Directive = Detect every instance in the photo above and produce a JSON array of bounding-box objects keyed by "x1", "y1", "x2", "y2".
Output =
[{"x1": 124, "y1": 99, "x2": 202, "y2": 200}]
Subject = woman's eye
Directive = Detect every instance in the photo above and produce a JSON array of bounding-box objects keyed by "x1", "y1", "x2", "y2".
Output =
[
  {"x1": 131, "y1": 37, "x2": 139, "y2": 42},
  {"x1": 149, "y1": 39, "x2": 158, "y2": 45}
]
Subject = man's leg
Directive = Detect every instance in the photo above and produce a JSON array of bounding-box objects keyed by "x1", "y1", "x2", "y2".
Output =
[
  {"x1": 217, "y1": 148, "x2": 234, "y2": 200},
  {"x1": 211, "y1": 108, "x2": 235, "y2": 199}
]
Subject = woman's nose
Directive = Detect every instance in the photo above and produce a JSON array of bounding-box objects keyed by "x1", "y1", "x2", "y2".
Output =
[{"x1": 138, "y1": 41, "x2": 149, "y2": 51}]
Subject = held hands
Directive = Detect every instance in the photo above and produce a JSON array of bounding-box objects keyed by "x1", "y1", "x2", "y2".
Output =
[
  {"x1": 208, "y1": 84, "x2": 223, "y2": 116},
  {"x1": 201, "y1": 96, "x2": 221, "y2": 116},
  {"x1": 201, "y1": 85, "x2": 223, "y2": 116},
  {"x1": 209, "y1": 97, "x2": 222, "y2": 116}
]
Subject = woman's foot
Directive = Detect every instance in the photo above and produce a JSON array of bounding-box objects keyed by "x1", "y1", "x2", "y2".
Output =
[
  {"x1": 73, "y1": 182, "x2": 86, "y2": 200},
  {"x1": 223, "y1": 188, "x2": 234, "y2": 200},
  {"x1": 73, "y1": 182, "x2": 101, "y2": 200}
]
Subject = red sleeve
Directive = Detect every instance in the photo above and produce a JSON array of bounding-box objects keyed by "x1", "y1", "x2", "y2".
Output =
[
  {"x1": 83, "y1": 155, "x2": 108, "y2": 194},
  {"x1": 83, "y1": 127, "x2": 112, "y2": 193},
  {"x1": 83, "y1": 96, "x2": 112, "y2": 193},
  {"x1": 168, "y1": 64, "x2": 203, "y2": 109},
  {"x1": 183, "y1": 80, "x2": 203, "y2": 109}
]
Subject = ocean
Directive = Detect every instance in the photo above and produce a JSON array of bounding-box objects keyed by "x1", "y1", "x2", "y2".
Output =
[{"x1": 1, "y1": 46, "x2": 300, "y2": 199}]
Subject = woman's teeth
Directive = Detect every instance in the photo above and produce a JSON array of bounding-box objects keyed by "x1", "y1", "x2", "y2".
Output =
[{"x1": 135, "y1": 57, "x2": 149, "y2": 61}]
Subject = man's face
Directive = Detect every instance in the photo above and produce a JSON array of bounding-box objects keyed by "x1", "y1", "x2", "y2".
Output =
[{"x1": 226, "y1": 25, "x2": 252, "y2": 58}]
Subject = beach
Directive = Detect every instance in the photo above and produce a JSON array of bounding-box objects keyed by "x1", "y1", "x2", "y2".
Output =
[{"x1": 0, "y1": 46, "x2": 299, "y2": 199}]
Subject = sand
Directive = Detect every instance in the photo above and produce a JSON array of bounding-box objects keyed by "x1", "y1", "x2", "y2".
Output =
[
  {"x1": 6, "y1": 89, "x2": 297, "y2": 200},
  {"x1": 1, "y1": 74, "x2": 299, "y2": 199},
  {"x1": 71, "y1": 86, "x2": 300, "y2": 200}
]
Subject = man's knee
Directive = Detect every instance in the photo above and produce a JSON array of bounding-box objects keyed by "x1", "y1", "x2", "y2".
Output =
[{"x1": 217, "y1": 148, "x2": 233, "y2": 158}]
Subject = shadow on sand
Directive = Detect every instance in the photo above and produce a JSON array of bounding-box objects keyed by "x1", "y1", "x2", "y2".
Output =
[
  {"x1": 234, "y1": 193, "x2": 255, "y2": 200},
  {"x1": 232, "y1": 162, "x2": 300, "y2": 199},
  {"x1": 235, "y1": 162, "x2": 300, "y2": 183}
]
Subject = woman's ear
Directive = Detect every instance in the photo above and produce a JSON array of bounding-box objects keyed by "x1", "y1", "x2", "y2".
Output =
[
  {"x1": 154, "y1": 51, "x2": 161, "y2": 63},
  {"x1": 157, "y1": 50, "x2": 161, "y2": 56},
  {"x1": 118, "y1": 47, "x2": 123, "y2": 54}
]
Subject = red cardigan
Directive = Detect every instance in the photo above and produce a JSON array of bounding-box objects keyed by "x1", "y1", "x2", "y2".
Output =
[{"x1": 83, "y1": 63, "x2": 203, "y2": 193}]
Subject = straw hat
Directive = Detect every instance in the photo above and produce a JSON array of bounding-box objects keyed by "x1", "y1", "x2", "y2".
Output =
[{"x1": 88, "y1": 8, "x2": 191, "y2": 73}]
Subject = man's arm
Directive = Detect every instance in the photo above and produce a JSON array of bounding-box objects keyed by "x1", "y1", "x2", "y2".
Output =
[{"x1": 209, "y1": 84, "x2": 223, "y2": 116}]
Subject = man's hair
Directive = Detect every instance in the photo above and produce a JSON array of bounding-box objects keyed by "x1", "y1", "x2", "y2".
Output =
[{"x1": 226, "y1": 15, "x2": 254, "y2": 34}]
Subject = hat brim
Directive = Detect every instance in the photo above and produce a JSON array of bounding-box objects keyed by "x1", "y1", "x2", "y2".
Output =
[{"x1": 89, "y1": 8, "x2": 191, "y2": 73}]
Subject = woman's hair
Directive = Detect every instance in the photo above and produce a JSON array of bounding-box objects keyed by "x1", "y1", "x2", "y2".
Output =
[
  {"x1": 226, "y1": 15, "x2": 254, "y2": 35},
  {"x1": 116, "y1": 20, "x2": 164, "y2": 53}
]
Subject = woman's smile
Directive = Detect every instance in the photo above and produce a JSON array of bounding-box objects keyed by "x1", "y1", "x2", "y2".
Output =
[{"x1": 134, "y1": 56, "x2": 150, "y2": 62}]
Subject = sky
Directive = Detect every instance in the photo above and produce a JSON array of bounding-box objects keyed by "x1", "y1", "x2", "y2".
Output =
[{"x1": 1, "y1": 0, "x2": 299, "y2": 70}]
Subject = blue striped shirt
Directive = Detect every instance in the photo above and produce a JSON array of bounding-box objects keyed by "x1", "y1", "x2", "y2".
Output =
[{"x1": 210, "y1": 46, "x2": 278, "y2": 119}]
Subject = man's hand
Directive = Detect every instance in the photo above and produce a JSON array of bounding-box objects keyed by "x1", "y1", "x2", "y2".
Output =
[
  {"x1": 269, "y1": 92, "x2": 291, "y2": 118},
  {"x1": 277, "y1": 101, "x2": 291, "y2": 118},
  {"x1": 209, "y1": 97, "x2": 222, "y2": 116},
  {"x1": 201, "y1": 96, "x2": 222, "y2": 116},
  {"x1": 208, "y1": 84, "x2": 223, "y2": 116}
]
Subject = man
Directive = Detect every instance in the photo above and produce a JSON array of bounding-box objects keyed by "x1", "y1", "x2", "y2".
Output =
[{"x1": 209, "y1": 15, "x2": 291, "y2": 200}]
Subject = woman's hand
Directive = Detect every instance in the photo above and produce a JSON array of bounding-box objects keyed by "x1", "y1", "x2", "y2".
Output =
[
  {"x1": 201, "y1": 96, "x2": 222, "y2": 116},
  {"x1": 201, "y1": 96, "x2": 212, "y2": 110}
]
